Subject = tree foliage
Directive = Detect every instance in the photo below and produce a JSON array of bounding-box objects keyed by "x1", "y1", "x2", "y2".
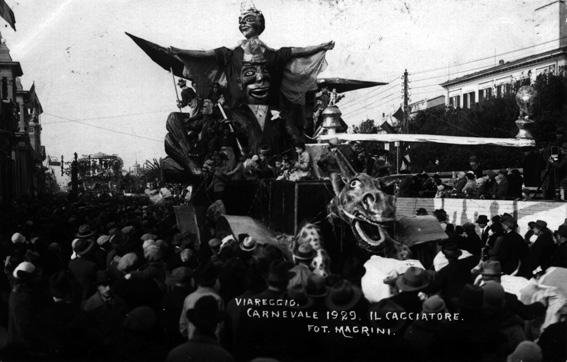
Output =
[{"x1": 407, "y1": 73, "x2": 567, "y2": 172}]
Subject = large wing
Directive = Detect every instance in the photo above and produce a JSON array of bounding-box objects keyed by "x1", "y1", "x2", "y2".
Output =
[
  {"x1": 317, "y1": 78, "x2": 387, "y2": 93},
  {"x1": 125, "y1": 32, "x2": 224, "y2": 98},
  {"x1": 280, "y1": 50, "x2": 328, "y2": 105},
  {"x1": 125, "y1": 32, "x2": 185, "y2": 77}
]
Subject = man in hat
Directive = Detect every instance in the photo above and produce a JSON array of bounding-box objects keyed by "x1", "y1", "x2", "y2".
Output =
[
  {"x1": 488, "y1": 214, "x2": 529, "y2": 275},
  {"x1": 7, "y1": 261, "x2": 41, "y2": 355},
  {"x1": 40, "y1": 271, "x2": 86, "y2": 359},
  {"x1": 403, "y1": 295, "x2": 451, "y2": 361},
  {"x1": 460, "y1": 222, "x2": 483, "y2": 257},
  {"x1": 163, "y1": 267, "x2": 195, "y2": 347},
  {"x1": 550, "y1": 224, "x2": 567, "y2": 268},
  {"x1": 179, "y1": 262, "x2": 222, "y2": 340},
  {"x1": 68, "y1": 238, "x2": 97, "y2": 301},
  {"x1": 243, "y1": 260, "x2": 295, "y2": 360},
  {"x1": 430, "y1": 240, "x2": 477, "y2": 309},
  {"x1": 386, "y1": 267, "x2": 432, "y2": 313},
  {"x1": 476, "y1": 215, "x2": 490, "y2": 244},
  {"x1": 477, "y1": 260, "x2": 546, "y2": 321},
  {"x1": 167, "y1": 295, "x2": 233, "y2": 362},
  {"x1": 528, "y1": 219, "x2": 556, "y2": 273}
]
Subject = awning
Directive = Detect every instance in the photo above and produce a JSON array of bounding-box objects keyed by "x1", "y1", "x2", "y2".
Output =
[{"x1": 317, "y1": 133, "x2": 536, "y2": 148}]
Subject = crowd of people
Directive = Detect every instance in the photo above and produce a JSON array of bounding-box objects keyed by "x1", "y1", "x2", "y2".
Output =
[{"x1": 1, "y1": 191, "x2": 566, "y2": 362}]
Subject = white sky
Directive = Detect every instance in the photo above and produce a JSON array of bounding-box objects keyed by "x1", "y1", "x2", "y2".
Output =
[{"x1": 2, "y1": 0, "x2": 542, "y2": 168}]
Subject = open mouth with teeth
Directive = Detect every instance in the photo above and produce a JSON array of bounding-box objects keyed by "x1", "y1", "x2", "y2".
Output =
[
  {"x1": 342, "y1": 210, "x2": 393, "y2": 252},
  {"x1": 248, "y1": 87, "x2": 269, "y2": 99}
]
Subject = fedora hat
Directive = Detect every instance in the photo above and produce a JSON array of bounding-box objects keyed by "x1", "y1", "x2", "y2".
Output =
[
  {"x1": 140, "y1": 233, "x2": 157, "y2": 242},
  {"x1": 73, "y1": 238, "x2": 94, "y2": 257},
  {"x1": 475, "y1": 215, "x2": 489, "y2": 225},
  {"x1": 481, "y1": 260, "x2": 502, "y2": 277},
  {"x1": 441, "y1": 241, "x2": 462, "y2": 258},
  {"x1": 186, "y1": 295, "x2": 225, "y2": 332},
  {"x1": 325, "y1": 279, "x2": 362, "y2": 311},
  {"x1": 422, "y1": 295, "x2": 446, "y2": 314},
  {"x1": 239, "y1": 235, "x2": 257, "y2": 252},
  {"x1": 12, "y1": 261, "x2": 36, "y2": 280},
  {"x1": 396, "y1": 267, "x2": 431, "y2": 292},
  {"x1": 533, "y1": 220, "x2": 547, "y2": 230},
  {"x1": 76, "y1": 224, "x2": 95, "y2": 238},
  {"x1": 501, "y1": 213, "x2": 517, "y2": 228}
]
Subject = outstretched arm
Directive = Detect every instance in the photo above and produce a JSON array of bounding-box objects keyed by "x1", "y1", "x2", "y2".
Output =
[
  {"x1": 290, "y1": 41, "x2": 334, "y2": 57},
  {"x1": 169, "y1": 46, "x2": 216, "y2": 59}
]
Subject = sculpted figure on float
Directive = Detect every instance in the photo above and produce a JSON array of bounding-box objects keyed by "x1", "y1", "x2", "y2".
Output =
[{"x1": 160, "y1": 1, "x2": 334, "y2": 176}]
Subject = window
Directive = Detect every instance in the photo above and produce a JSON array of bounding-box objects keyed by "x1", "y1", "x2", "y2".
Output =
[
  {"x1": 479, "y1": 89, "x2": 484, "y2": 102},
  {"x1": 463, "y1": 93, "x2": 468, "y2": 109},
  {"x1": 468, "y1": 92, "x2": 475, "y2": 106},
  {"x1": 1, "y1": 77, "x2": 7, "y2": 100},
  {"x1": 496, "y1": 85, "x2": 502, "y2": 98},
  {"x1": 504, "y1": 84, "x2": 512, "y2": 95},
  {"x1": 450, "y1": 95, "x2": 461, "y2": 108},
  {"x1": 485, "y1": 87, "x2": 492, "y2": 99}
]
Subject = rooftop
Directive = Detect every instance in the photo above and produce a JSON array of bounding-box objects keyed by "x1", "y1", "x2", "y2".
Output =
[{"x1": 440, "y1": 46, "x2": 567, "y2": 87}]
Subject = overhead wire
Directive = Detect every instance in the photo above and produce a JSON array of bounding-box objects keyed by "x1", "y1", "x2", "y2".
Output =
[
  {"x1": 43, "y1": 112, "x2": 163, "y2": 143},
  {"x1": 43, "y1": 108, "x2": 173, "y2": 125},
  {"x1": 408, "y1": 35, "x2": 567, "y2": 76}
]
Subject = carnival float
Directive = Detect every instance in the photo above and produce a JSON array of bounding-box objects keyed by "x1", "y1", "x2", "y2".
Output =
[{"x1": 126, "y1": 1, "x2": 550, "y2": 274}]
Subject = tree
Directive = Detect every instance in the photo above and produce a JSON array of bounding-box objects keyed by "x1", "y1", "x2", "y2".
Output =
[{"x1": 407, "y1": 73, "x2": 567, "y2": 172}]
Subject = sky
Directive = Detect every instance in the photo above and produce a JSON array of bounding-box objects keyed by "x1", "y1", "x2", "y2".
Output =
[{"x1": 1, "y1": 0, "x2": 543, "y2": 168}]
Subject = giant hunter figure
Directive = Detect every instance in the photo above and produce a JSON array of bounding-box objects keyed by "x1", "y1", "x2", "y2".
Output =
[{"x1": 127, "y1": 1, "x2": 334, "y2": 178}]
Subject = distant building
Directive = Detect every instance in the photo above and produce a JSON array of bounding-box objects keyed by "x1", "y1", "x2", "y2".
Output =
[
  {"x1": 0, "y1": 33, "x2": 45, "y2": 203},
  {"x1": 441, "y1": 0, "x2": 567, "y2": 109},
  {"x1": 409, "y1": 95, "x2": 445, "y2": 116}
]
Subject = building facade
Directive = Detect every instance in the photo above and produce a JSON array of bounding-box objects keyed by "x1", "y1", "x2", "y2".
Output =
[
  {"x1": 0, "y1": 34, "x2": 45, "y2": 204},
  {"x1": 441, "y1": 0, "x2": 567, "y2": 109}
]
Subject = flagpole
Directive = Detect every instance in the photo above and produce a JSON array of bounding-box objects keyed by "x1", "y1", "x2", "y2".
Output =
[{"x1": 170, "y1": 67, "x2": 182, "y2": 112}]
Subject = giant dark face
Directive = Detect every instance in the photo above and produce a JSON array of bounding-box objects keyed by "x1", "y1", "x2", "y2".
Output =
[
  {"x1": 240, "y1": 61, "x2": 271, "y2": 104},
  {"x1": 239, "y1": 11, "x2": 265, "y2": 39}
]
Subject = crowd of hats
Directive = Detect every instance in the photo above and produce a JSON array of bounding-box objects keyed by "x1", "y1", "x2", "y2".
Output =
[{"x1": 1, "y1": 192, "x2": 566, "y2": 362}]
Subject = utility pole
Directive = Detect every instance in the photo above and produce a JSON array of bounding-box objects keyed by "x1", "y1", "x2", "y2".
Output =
[
  {"x1": 402, "y1": 69, "x2": 409, "y2": 133},
  {"x1": 396, "y1": 69, "x2": 409, "y2": 174}
]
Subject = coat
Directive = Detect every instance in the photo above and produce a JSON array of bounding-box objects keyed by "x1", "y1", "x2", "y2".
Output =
[
  {"x1": 488, "y1": 231, "x2": 529, "y2": 275},
  {"x1": 529, "y1": 230, "x2": 556, "y2": 272},
  {"x1": 7, "y1": 283, "x2": 38, "y2": 348},
  {"x1": 431, "y1": 256, "x2": 478, "y2": 309},
  {"x1": 68, "y1": 257, "x2": 97, "y2": 300}
]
